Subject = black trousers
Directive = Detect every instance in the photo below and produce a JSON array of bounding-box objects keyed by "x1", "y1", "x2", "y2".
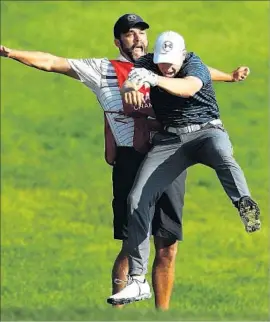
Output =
[{"x1": 112, "y1": 147, "x2": 187, "y2": 240}]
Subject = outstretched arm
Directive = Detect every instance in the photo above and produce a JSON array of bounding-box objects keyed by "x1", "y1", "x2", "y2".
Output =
[
  {"x1": 155, "y1": 66, "x2": 251, "y2": 97},
  {"x1": 207, "y1": 66, "x2": 250, "y2": 82},
  {"x1": 0, "y1": 45, "x2": 78, "y2": 79},
  {"x1": 121, "y1": 64, "x2": 251, "y2": 106}
]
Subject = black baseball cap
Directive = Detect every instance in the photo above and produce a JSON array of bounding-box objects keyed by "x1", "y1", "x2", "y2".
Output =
[{"x1": 113, "y1": 14, "x2": 150, "y2": 39}]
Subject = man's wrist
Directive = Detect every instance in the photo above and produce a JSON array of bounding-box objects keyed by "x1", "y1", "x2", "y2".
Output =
[
  {"x1": 6, "y1": 49, "x2": 13, "y2": 58},
  {"x1": 121, "y1": 81, "x2": 136, "y2": 94},
  {"x1": 230, "y1": 72, "x2": 236, "y2": 82},
  {"x1": 224, "y1": 73, "x2": 234, "y2": 82},
  {"x1": 148, "y1": 72, "x2": 158, "y2": 87}
]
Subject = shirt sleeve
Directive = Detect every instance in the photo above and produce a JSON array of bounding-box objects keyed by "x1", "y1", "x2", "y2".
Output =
[
  {"x1": 183, "y1": 54, "x2": 211, "y2": 85},
  {"x1": 67, "y1": 58, "x2": 103, "y2": 94}
]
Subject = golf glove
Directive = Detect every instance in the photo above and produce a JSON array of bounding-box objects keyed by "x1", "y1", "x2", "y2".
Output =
[{"x1": 128, "y1": 68, "x2": 158, "y2": 88}]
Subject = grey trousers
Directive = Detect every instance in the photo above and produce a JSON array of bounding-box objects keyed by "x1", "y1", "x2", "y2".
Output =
[{"x1": 127, "y1": 124, "x2": 250, "y2": 275}]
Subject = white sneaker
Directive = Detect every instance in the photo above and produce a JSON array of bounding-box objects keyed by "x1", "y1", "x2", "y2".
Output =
[{"x1": 107, "y1": 276, "x2": 152, "y2": 305}]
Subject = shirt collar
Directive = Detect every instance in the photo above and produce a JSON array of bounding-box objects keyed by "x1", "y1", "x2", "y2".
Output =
[{"x1": 116, "y1": 54, "x2": 131, "y2": 62}]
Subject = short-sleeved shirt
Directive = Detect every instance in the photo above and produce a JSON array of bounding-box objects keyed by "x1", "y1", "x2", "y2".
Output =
[
  {"x1": 67, "y1": 56, "x2": 137, "y2": 146},
  {"x1": 134, "y1": 52, "x2": 220, "y2": 127}
]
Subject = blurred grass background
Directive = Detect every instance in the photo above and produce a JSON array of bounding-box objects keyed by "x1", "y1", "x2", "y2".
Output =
[{"x1": 1, "y1": 1, "x2": 269, "y2": 321}]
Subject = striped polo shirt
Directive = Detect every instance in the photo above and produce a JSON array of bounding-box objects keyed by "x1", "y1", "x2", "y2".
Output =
[
  {"x1": 67, "y1": 55, "x2": 136, "y2": 146},
  {"x1": 134, "y1": 52, "x2": 220, "y2": 127}
]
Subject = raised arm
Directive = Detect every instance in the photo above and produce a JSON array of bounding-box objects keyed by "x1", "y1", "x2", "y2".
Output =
[
  {"x1": 124, "y1": 65, "x2": 251, "y2": 99},
  {"x1": 207, "y1": 66, "x2": 250, "y2": 82},
  {"x1": 121, "y1": 57, "x2": 251, "y2": 106},
  {"x1": 0, "y1": 45, "x2": 78, "y2": 79}
]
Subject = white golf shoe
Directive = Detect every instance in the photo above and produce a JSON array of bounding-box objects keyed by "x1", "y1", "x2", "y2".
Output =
[{"x1": 107, "y1": 275, "x2": 152, "y2": 305}]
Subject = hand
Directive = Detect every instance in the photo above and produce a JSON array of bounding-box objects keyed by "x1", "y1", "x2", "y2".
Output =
[
  {"x1": 232, "y1": 66, "x2": 250, "y2": 82},
  {"x1": 123, "y1": 89, "x2": 145, "y2": 109},
  {"x1": 0, "y1": 45, "x2": 11, "y2": 57},
  {"x1": 128, "y1": 68, "x2": 158, "y2": 89}
]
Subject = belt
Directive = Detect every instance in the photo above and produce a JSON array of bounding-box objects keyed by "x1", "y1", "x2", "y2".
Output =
[{"x1": 165, "y1": 119, "x2": 222, "y2": 135}]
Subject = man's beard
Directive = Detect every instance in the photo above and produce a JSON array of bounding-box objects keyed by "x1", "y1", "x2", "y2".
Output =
[{"x1": 119, "y1": 40, "x2": 148, "y2": 62}]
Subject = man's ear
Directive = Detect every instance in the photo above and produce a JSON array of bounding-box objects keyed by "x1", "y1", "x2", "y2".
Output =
[{"x1": 114, "y1": 38, "x2": 121, "y2": 49}]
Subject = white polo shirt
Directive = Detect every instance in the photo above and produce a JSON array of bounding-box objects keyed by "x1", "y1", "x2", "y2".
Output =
[{"x1": 67, "y1": 55, "x2": 135, "y2": 147}]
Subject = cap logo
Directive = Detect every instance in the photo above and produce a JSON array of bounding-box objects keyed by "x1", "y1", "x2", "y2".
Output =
[
  {"x1": 127, "y1": 14, "x2": 137, "y2": 21},
  {"x1": 162, "y1": 40, "x2": 173, "y2": 52}
]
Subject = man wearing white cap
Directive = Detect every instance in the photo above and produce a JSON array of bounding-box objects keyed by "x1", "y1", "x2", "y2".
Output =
[{"x1": 107, "y1": 31, "x2": 260, "y2": 305}]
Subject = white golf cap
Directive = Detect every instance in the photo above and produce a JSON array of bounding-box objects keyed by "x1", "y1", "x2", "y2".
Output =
[{"x1": 153, "y1": 31, "x2": 186, "y2": 65}]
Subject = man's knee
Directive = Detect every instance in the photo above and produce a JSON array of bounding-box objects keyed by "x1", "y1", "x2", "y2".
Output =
[
  {"x1": 127, "y1": 192, "x2": 138, "y2": 213},
  {"x1": 207, "y1": 145, "x2": 236, "y2": 169},
  {"x1": 157, "y1": 244, "x2": 178, "y2": 262},
  {"x1": 154, "y1": 236, "x2": 178, "y2": 262},
  {"x1": 210, "y1": 136, "x2": 234, "y2": 160},
  {"x1": 128, "y1": 191, "x2": 149, "y2": 214}
]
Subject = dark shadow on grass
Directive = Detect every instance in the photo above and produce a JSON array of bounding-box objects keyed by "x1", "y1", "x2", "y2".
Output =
[{"x1": 1, "y1": 306, "x2": 267, "y2": 321}]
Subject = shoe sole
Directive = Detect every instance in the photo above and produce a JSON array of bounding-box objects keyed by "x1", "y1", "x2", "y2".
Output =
[
  {"x1": 239, "y1": 201, "x2": 261, "y2": 233},
  {"x1": 107, "y1": 293, "x2": 152, "y2": 305}
]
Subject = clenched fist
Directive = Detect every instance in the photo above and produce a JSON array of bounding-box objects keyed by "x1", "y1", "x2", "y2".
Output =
[
  {"x1": 232, "y1": 66, "x2": 250, "y2": 82},
  {"x1": 0, "y1": 45, "x2": 11, "y2": 57}
]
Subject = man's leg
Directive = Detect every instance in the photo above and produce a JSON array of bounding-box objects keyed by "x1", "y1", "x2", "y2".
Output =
[
  {"x1": 111, "y1": 147, "x2": 145, "y2": 305},
  {"x1": 111, "y1": 238, "x2": 179, "y2": 310},
  {"x1": 111, "y1": 241, "x2": 129, "y2": 308},
  {"x1": 195, "y1": 126, "x2": 260, "y2": 232},
  {"x1": 127, "y1": 140, "x2": 191, "y2": 277},
  {"x1": 107, "y1": 133, "x2": 195, "y2": 305},
  {"x1": 151, "y1": 170, "x2": 186, "y2": 310},
  {"x1": 152, "y1": 236, "x2": 178, "y2": 311}
]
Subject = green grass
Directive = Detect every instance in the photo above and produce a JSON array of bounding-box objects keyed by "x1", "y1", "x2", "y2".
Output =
[{"x1": 1, "y1": 1, "x2": 269, "y2": 321}]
